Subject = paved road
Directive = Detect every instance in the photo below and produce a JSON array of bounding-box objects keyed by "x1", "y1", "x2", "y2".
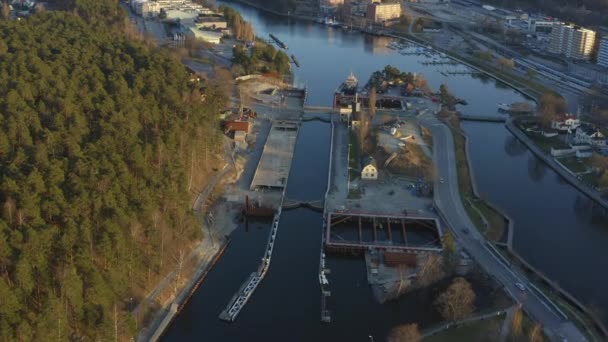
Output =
[{"x1": 419, "y1": 113, "x2": 586, "y2": 342}]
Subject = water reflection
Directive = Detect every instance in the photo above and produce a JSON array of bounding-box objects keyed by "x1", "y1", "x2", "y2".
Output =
[
  {"x1": 364, "y1": 36, "x2": 392, "y2": 56},
  {"x1": 471, "y1": 72, "x2": 492, "y2": 84},
  {"x1": 504, "y1": 136, "x2": 527, "y2": 157},
  {"x1": 573, "y1": 195, "x2": 608, "y2": 225},
  {"x1": 494, "y1": 80, "x2": 511, "y2": 90},
  {"x1": 527, "y1": 155, "x2": 547, "y2": 182}
]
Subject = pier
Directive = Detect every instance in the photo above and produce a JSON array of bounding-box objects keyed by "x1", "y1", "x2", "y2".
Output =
[
  {"x1": 250, "y1": 121, "x2": 299, "y2": 190},
  {"x1": 269, "y1": 33, "x2": 288, "y2": 49}
]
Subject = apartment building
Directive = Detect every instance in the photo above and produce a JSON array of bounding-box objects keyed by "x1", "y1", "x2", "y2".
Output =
[
  {"x1": 365, "y1": 2, "x2": 401, "y2": 23},
  {"x1": 549, "y1": 23, "x2": 596, "y2": 60},
  {"x1": 597, "y1": 37, "x2": 608, "y2": 68}
]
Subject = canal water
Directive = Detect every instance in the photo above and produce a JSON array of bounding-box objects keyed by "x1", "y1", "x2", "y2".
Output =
[{"x1": 165, "y1": 2, "x2": 608, "y2": 339}]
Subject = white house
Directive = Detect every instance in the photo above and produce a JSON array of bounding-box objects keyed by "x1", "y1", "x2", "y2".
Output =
[
  {"x1": 574, "y1": 124, "x2": 606, "y2": 146},
  {"x1": 551, "y1": 115, "x2": 580, "y2": 132},
  {"x1": 361, "y1": 156, "x2": 378, "y2": 180}
]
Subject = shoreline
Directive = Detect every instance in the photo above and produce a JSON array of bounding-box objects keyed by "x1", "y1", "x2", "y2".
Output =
[
  {"x1": 505, "y1": 117, "x2": 608, "y2": 210},
  {"x1": 166, "y1": 1, "x2": 604, "y2": 337}
]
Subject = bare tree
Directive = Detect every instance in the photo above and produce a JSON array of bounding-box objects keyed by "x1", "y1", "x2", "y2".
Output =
[
  {"x1": 387, "y1": 323, "x2": 421, "y2": 342},
  {"x1": 173, "y1": 249, "x2": 186, "y2": 295},
  {"x1": 497, "y1": 57, "x2": 515, "y2": 71},
  {"x1": 538, "y1": 93, "x2": 566, "y2": 129},
  {"x1": 591, "y1": 154, "x2": 608, "y2": 171},
  {"x1": 1, "y1": 3, "x2": 10, "y2": 20},
  {"x1": 34, "y1": 2, "x2": 45, "y2": 13},
  {"x1": 358, "y1": 110, "x2": 371, "y2": 154},
  {"x1": 114, "y1": 303, "x2": 119, "y2": 342},
  {"x1": 511, "y1": 305, "x2": 523, "y2": 338},
  {"x1": 434, "y1": 277, "x2": 476, "y2": 320},
  {"x1": 417, "y1": 253, "x2": 444, "y2": 287},
  {"x1": 369, "y1": 86, "x2": 377, "y2": 117},
  {"x1": 529, "y1": 323, "x2": 544, "y2": 342},
  {"x1": 441, "y1": 231, "x2": 455, "y2": 258}
]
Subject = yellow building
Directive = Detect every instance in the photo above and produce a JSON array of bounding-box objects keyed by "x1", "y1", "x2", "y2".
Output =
[
  {"x1": 366, "y1": 3, "x2": 401, "y2": 23},
  {"x1": 361, "y1": 157, "x2": 378, "y2": 180}
]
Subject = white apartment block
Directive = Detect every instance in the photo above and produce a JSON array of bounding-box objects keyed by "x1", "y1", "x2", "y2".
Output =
[
  {"x1": 549, "y1": 23, "x2": 596, "y2": 60},
  {"x1": 597, "y1": 37, "x2": 608, "y2": 68}
]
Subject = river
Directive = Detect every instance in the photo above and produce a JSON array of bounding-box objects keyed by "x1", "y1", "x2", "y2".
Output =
[{"x1": 164, "y1": 2, "x2": 608, "y2": 339}]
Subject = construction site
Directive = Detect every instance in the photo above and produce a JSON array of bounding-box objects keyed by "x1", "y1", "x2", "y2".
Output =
[{"x1": 325, "y1": 212, "x2": 442, "y2": 253}]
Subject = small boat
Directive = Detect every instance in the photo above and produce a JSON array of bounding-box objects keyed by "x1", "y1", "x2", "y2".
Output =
[{"x1": 498, "y1": 103, "x2": 511, "y2": 111}]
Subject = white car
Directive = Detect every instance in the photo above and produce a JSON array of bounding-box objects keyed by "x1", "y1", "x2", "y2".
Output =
[
  {"x1": 439, "y1": 178, "x2": 445, "y2": 183},
  {"x1": 515, "y1": 282, "x2": 526, "y2": 291}
]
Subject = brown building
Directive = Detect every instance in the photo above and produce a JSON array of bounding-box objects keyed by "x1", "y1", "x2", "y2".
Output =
[
  {"x1": 366, "y1": 2, "x2": 401, "y2": 23},
  {"x1": 223, "y1": 120, "x2": 251, "y2": 133}
]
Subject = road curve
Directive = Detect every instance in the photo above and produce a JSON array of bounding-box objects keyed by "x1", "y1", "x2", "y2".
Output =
[{"x1": 420, "y1": 113, "x2": 586, "y2": 342}]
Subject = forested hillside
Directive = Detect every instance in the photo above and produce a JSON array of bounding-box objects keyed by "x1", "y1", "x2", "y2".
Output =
[{"x1": 0, "y1": 1, "x2": 224, "y2": 340}]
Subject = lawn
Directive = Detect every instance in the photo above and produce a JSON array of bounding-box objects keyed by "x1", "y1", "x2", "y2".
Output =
[
  {"x1": 581, "y1": 173, "x2": 600, "y2": 187},
  {"x1": 558, "y1": 156, "x2": 590, "y2": 174},
  {"x1": 348, "y1": 130, "x2": 360, "y2": 181},
  {"x1": 424, "y1": 316, "x2": 503, "y2": 342},
  {"x1": 525, "y1": 132, "x2": 569, "y2": 153}
]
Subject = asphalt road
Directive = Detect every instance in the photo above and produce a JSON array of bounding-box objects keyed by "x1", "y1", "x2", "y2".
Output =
[{"x1": 419, "y1": 113, "x2": 586, "y2": 342}]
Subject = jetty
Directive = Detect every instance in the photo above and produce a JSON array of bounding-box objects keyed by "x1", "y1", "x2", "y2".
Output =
[
  {"x1": 269, "y1": 33, "x2": 288, "y2": 49},
  {"x1": 291, "y1": 54, "x2": 300, "y2": 67}
]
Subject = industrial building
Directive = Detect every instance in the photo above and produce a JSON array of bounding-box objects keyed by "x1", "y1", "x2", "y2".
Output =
[
  {"x1": 597, "y1": 37, "x2": 608, "y2": 68},
  {"x1": 549, "y1": 23, "x2": 596, "y2": 60}
]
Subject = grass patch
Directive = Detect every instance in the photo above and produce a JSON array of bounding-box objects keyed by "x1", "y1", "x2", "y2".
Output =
[
  {"x1": 347, "y1": 188, "x2": 362, "y2": 199},
  {"x1": 421, "y1": 125, "x2": 434, "y2": 152},
  {"x1": 348, "y1": 130, "x2": 360, "y2": 181},
  {"x1": 447, "y1": 117, "x2": 506, "y2": 241},
  {"x1": 424, "y1": 315, "x2": 503, "y2": 342},
  {"x1": 581, "y1": 173, "x2": 600, "y2": 187},
  {"x1": 558, "y1": 156, "x2": 590, "y2": 174},
  {"x1": 188, "y1": 56, "x2": 214, "y2": 65}
]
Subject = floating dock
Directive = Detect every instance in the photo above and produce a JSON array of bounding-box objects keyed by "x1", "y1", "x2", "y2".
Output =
[
  {"x1": 219, "y1": 205, "x2": 284, "y2": 322},
  {"x1": 291, "y1": 54, "x2": 300, "y2": 67},
  {"x1": 250, "y1": 121, "x2": 299, "y2": 191}
]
